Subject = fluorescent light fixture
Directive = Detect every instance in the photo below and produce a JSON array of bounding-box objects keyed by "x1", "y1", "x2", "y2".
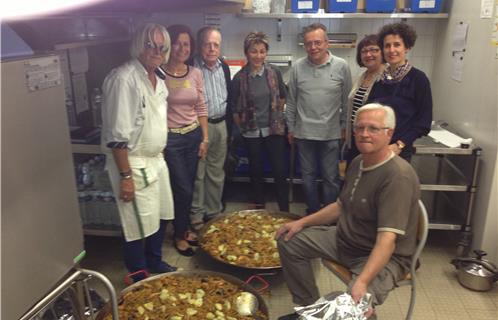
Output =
[{"x1": 1, "y1": 0, "x2": 106, "y2": 20}]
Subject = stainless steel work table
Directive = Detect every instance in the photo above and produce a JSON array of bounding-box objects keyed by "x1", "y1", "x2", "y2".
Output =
[{"x1": 412, "y1": 135, "x2": 481, "y2": 256}]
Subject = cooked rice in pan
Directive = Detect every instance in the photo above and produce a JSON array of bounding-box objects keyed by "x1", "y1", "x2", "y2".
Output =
[
  {"x1": 103, "y1": 274, "x2": 267, "y2": 320},
  {"x1": 201, "y1": 211, "x2": 293, "y2": 268}
]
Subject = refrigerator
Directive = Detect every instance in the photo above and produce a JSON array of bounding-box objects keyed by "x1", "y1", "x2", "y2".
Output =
[{"x1": 1, "y1": 54, "x2": 85, "y2": 320}]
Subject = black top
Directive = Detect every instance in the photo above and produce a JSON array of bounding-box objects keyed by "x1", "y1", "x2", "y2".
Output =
[{"x1": 367, "y1": 67, "x2": 433, "y2": 146}]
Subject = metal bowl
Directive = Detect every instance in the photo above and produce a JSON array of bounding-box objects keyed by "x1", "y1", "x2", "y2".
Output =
[
  {"x1": 97, "y1": 270, "x2": 269, "y2": 319},
  {"x1": 198, "y1": 210, "x2": 301, "y2": 270}
]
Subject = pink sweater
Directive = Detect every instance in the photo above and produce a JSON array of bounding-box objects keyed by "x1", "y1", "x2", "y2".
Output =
[{"x1": 165, "y1": 66, "x2": 208, "y2": 128}]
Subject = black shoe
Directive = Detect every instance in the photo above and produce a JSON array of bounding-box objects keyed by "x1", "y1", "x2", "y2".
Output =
[
  {"x1": 278, "y1": 312, "x2": 299, "y2": 320},
  {"x1": 148, "y1": 261, "x2": 177, "y2": 274},
  {"x1": 174, "y1": 241, "x2": 195, "y2": 257},
  {"x1": 185, "y1": 231, "x2": 200, "y2": 247}
]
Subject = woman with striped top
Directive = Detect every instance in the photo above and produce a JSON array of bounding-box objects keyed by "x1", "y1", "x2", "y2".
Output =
[{"x1": 345, "y1": 35, "x2": 384, "y2": 163}]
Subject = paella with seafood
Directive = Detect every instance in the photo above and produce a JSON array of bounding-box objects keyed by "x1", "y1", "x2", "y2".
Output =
[{"x1": 200, "y1": 210, "x2": 296, "y2": 268}]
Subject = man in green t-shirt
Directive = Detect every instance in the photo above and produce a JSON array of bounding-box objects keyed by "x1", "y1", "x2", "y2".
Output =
[{"x1": 276, "y1": 103, "x2": 420, "y2": 320}]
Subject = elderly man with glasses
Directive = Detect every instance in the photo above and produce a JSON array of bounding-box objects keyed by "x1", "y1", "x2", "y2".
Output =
[
  {"x1": 277, "y1": 104, "x2": 421, "y2": 320},
  {"x1": 285, "y1": 23, "x2": 352, "y2": 215},
  {"x1": 189, "y1": 26, "x2": 233, "y2": 230},
  {"x1": 101, "y1": 23, "x2": 176, "y2": 283}
]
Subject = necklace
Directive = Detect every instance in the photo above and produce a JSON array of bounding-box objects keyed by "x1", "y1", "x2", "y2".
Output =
[{"x1": 167, "y1": 65, "x2": 187, "y2": 76}]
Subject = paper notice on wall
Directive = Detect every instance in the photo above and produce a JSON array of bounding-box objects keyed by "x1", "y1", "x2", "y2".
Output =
[
  {"x1": 452, "y1": 22, "x2": 469, "y2": 52},
  {"x1": 24, "y1": 56, "x2": 62, "y2": 92},
  {"x1": 451, "y1": 52, "x2": 465, "y2": 82},
  {"x1": 481, "y1": 0, "x2": 494, "y2": 18}
]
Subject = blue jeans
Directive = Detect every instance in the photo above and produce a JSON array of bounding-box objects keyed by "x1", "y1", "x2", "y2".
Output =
[
  {"x1": 164, "y1": 127, "x2": 201, "y2": 239},
  {"x1": 123, "y1": 220, "x2": 168, "y2": 273},
  {"x1": 295, "y1": 138, "x2": 341, "y2": 214}
]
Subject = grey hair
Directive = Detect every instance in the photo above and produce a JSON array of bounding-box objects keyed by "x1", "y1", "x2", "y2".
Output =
[
  {"x1": 197, "y1": 26, "x2": 221, "y2": 53},
  {"x1": 355, "y1": 103, "x2": 396, "y2": 129},
  {"x1": 130, "y1": 23, "x2": 171, "y2": 62}
]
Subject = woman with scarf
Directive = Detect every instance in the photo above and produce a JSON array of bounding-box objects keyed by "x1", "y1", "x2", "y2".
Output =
[
  {"x1": 232, "y1": 31, "x2": 289, "y2": 212},
  {"x1": 367, "y1": 22, "x2": 433, "y2": 161}
]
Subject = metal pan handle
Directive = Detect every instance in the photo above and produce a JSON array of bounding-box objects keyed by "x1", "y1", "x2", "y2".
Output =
[
  {"x1": 123, "y1": 269, "x2": 149, "y2": 286},
  {"x1": 245, "y1": 274, "x2": 270, "y2": 293}
]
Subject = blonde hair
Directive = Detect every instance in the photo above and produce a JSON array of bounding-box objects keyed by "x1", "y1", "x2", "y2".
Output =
[
  {"x1": 130, "y1": 23, "x2": 171, "y2": 63},
  {"x1": 243, "y1": 31, "x2": 269, "y2": 54}
]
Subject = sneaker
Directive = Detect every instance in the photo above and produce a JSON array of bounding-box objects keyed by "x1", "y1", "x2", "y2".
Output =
[
  {"x1": 278, "y1": 312, "x2": 299, "y2": 320},
  {"x1": 148, "y1": 261, "x2": 177, "y2": 274}
]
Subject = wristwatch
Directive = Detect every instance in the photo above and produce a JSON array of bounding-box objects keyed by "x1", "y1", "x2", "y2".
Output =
[
  {"x1": 396, "y1": 140, "x2": 406, "y2": 150},
  {"x1": 120, "y1": 170, "x2": 132, "y2": 180}
]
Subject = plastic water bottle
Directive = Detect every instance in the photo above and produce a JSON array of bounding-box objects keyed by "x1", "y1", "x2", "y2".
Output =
[{"x1": 90, "y1": 88, "x2": 103, "y2": 127}]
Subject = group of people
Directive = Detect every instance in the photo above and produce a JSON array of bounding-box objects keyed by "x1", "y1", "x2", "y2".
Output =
[
  {"x1": 101, "y1": 23, "x2": 233, "y2": 281},
  {"x1": 100, "y1": 19, "x2": 432, "y2": 319}
]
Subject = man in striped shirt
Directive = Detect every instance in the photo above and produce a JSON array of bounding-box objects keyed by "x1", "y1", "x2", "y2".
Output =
[{"x1": 190, "y1": 26, "x2": 233, "y2": 229}]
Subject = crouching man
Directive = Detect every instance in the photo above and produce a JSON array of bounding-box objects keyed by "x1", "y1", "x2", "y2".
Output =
[{"x1": 276, "y1": 103, "x2": 420, "y2": 319}]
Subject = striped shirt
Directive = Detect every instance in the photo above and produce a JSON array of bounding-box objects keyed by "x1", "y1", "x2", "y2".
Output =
[
  {"x1": 351, "y1": 86, "x2": 368, "y2": 124},
  {"x1": 194, "y1": 56, "x2": 227, "y2": 119}
]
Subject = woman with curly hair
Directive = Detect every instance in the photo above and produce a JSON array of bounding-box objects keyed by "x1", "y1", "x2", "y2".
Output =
[{"x1": 367, "y1": 22, "x2": 433, "y2": 161}]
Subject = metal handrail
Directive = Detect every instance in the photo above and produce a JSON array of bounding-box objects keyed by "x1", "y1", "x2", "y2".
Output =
[{"x1": 19, "y1": 268, "x2": 118, "y2": 320}]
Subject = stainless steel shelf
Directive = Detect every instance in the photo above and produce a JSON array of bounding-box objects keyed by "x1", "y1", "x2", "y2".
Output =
[
  {"x1": 54, "y1": 37, "x2": 130, "y2": 50},
  {"x1": 238, "y1": 12, "x2": 449, "y2": 19},
  {"x1": 420, "y1": 184, "x2": 468, "y2": 192},
  {"x1": 428, "y1": 222, "x2": 461, "y2": 231},
  {"x1": 72, "y1": 144, "x2": 102, "y2": 154},
  {"x1": 83, "y1": 228, "x2": 122, "y2": 237}
]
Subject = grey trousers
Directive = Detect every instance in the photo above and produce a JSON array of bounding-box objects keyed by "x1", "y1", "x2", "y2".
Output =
[
  {"x1": 277, "y1": 225, "x2": 404, "y2": 306},
  {"x1": 191, "y1": 121, "x2": 227, "y2": 222}
]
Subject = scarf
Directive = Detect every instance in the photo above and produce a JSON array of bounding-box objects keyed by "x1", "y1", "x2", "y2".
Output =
[
  {"x1": 237, "y1": 63, "x2": 285, "y2": 135},
  {"x1": 382, "y1": 62, "x2": 412, "y2": 84}
]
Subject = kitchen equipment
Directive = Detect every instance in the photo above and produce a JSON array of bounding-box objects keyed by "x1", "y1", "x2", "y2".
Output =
[
  {"x1": 451, "y1": 250, "x2": 498, "y2": 291},
  {"x1": 327, "y1": 0, "x2": 359, "y2": 13},
  {"x1": 198, "y1": 210, "x2": 301, "y2": 270},
  {"x1": 365, "y1": 0, "x2": 396, "y2": 12},
  {"x1": 291, "y1": 0, "x2": 320, "y2": 13},
  {"x1": 97, "y1": 270, "x2": 270, "y2": 319},
  {"x1": 1, "y1": 54, "x2": 87, "y2": 320},
  {"x1": 407, "y1": 0, "x2": 443, "y2": 13}
]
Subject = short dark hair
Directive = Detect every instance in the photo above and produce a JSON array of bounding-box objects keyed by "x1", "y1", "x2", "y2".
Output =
[
  {"x1": 378, "y1": 22, "x2": 417, "y2": 50},
  {"x1": 356, "y1": 34, "x2": 380, "y2": 66},
  {"x1": 167, "y1": 24, "x2": 195, "y2": 60},
  {"x1": 243, "y1": 31, "x2": 269, "y2": 54},
  {"x1": 302, "y1": 23, "x2": 327, "y2": 37},
  {"x1": 196, "y1": 26, "x2": 221, "y2": 53}
]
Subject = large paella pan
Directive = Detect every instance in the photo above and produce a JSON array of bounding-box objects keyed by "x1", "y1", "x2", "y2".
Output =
[
  {"x1": 99, "y1": 270, "x2": 269, "y2": 320},
  {"x1": 198, "y1": 210, "x2": 300, "y2": 270}
]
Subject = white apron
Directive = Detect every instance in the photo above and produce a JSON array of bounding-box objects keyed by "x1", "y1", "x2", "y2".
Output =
[{"x1": 107, "y1": 77, "x2": 174, "y2": 242}]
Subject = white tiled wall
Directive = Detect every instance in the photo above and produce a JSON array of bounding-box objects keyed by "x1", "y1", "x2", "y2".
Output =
[{"x1": 148, "y1": 13, "x2": 443, "y2": 81}]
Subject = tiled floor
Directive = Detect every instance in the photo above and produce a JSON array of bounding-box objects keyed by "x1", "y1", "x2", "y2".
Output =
[{"x1": 81, "y1": 201, "x2": 498, "y2": 319}]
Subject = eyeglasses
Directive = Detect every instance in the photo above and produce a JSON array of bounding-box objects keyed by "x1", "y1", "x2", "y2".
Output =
[
  {"x1": 360, "y1": 47, "x2": 381, "y2": 55},
  {"x1": 353, "y1": 125, "x2": 389, "y2": 134},
  {"x1": 304, "y1": 40, "x2": 326, "y2": 48},
  {"x1": 145, "y1": 41, "x2": 168, "y2": 53}
]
